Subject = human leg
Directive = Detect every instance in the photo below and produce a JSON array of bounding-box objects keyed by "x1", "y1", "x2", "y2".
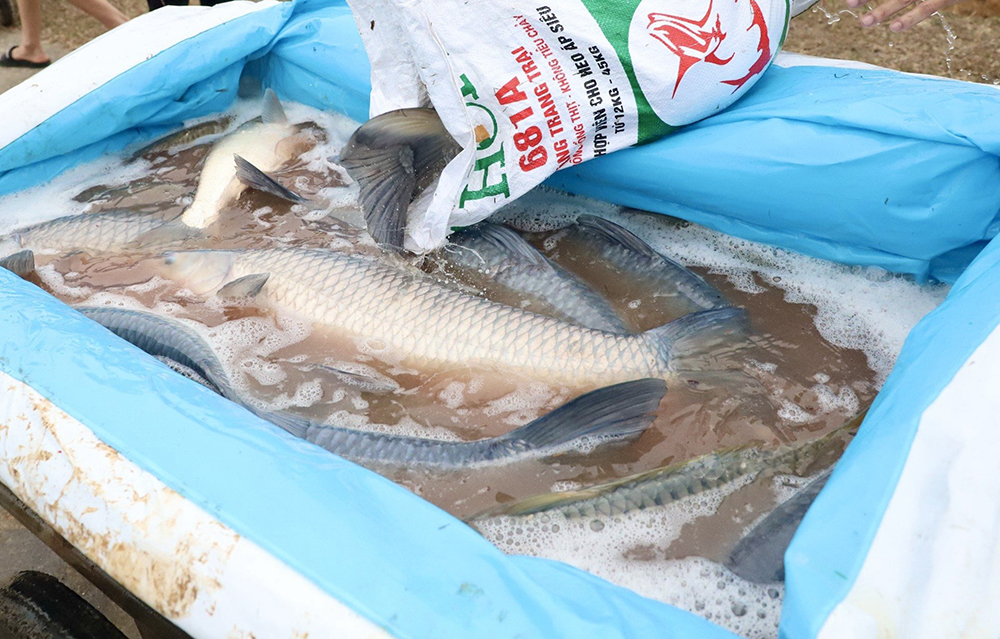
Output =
[
  {"x1": 6, "y1": 0, "x2": 49, "y2": 64},
  {"x1": 64, "y1": 0, "x2": 127, "y2": 29}
]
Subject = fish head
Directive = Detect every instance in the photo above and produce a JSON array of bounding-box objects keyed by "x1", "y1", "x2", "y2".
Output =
[{"x1": 158, "y1": 250, "x2": 236, "y2": 295}]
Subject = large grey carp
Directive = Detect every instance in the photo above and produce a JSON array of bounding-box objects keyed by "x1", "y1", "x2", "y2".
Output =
[
  {"x1": 77, "y1": 306, "x2": 666, "y2": 468},
  {"x1": 547, "y1": 215, "x2": 726, "y2": 320},
  {"x1": 440, "y1": 222, "x2": 627, "y2": 333},
  {"x1": 157, "y1": 247, "x2": 750, "y2": 387}
]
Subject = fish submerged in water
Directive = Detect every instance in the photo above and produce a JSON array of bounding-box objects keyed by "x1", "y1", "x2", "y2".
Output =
[
  {"x1": 439, "y1": 222, "x2": 628, "y2": 333},
  {"x1": 155, "y1": 247, "x2": 750, "y2": 387},
  {"x1": 471, "y1": 416, "x2": 857, "y2": 521},
  {"x1": 547, "y1": 215, "x2": 726, "y2": 321},
  {"x1": 128, "y1": 115, "x2": 235, "y2": 162},
  {"x1": 77, "y1": 306, "x2": 666, "y2": 468}
]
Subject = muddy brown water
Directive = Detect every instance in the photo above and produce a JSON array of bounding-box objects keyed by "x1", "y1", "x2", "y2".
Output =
[{"x1": 23, "y1": 130, "x2": 877, "y2": 578}]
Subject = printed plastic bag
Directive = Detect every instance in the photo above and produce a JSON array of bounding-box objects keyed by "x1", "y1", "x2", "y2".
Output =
[{"x1": 347, "y1": 0, "x2": 791, "y2": 251}]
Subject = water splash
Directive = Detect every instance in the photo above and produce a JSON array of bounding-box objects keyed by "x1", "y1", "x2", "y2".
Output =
[
  {"x1": 811, "y1": 1, "x2": 862, "y2": 25},
  {"x1": 934, "y1": 11, "x2": 957, "y2": 77}
]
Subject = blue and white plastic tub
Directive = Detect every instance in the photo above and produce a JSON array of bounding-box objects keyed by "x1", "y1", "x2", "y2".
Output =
[{"x1": 0, "y1": 1, "x2": 999, "y2": 636}]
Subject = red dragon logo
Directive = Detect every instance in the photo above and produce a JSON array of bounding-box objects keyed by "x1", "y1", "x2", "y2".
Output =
[{"x1": 647, "y1": 0, "x2": 771, "y2": 98}]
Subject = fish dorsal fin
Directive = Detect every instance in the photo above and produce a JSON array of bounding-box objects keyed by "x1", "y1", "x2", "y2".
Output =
[
  {"x1": 576, "y1": 215, "x2": 660, "y2": 260},
  {"x1": 338, "y1": 108, "x2": 463, "y2": 249},
  {"x1": 475, "y1": 223, "x2": 549, "y2": 267},
  {"x1": 217, "y1": 273, "x2": 269, "y2": 298},
  {"x1": 452, "y1": 223, "x2": 550, "y2": 268},
  {"x1": 0, "y1": 249, "x2": 35, "y2": 278},
  {"x1": 261, "y1": 88, "x2": 288, "y2": 124},
  {"x1": 234, "y1": 155, "x2": 305, "y2": 203}
]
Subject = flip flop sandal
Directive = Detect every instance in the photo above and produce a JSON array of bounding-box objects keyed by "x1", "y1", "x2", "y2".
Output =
[
  {"x1": 0, "y1": 46, "x2": 51, "y2": 69},
  {"x1": 0, "y1": 0, "x2": 13, "y2": 28}
]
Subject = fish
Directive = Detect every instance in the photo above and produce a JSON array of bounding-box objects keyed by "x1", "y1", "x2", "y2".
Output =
[
  {"x1": 155, "y1": 247, "x2": 751, "y2": 387},
  {"x1": 179, "y1": 89, "x2": 305, "y2": 229},
  {"x1": 0, "y1": 250, "x2": 36, "y2": 279},
  {"x1": 338, "y1": 108, "x2": 462, "y2": 249},
  {"x1": 77, "y1": 306, "x2": 667, "y2": 468},
  {"x1": 724, "y1": 466, "x2": 833, "y2": 583},
  {"x1": 488, "y1": 185, "x2": 621, "y2": 233},
  {"x1": 5, "y1": 209, "x2": 184, "y2": 257},
  {"x1": 127, "y1": 115, "x2": 235, "y2": 161},
  {"x1": 470, "y1": 413, "x2": 859, "y2": 521},
  {"x1": 437, "y1": 222, "x2": 628, "y2": 333},
  {"x1": 543, "y1": 215, "x2": 726, "y2": 323}
]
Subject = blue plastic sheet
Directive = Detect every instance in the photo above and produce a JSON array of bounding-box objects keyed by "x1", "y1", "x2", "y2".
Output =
[
  {"x1": 782, "y1": 231, "x2": 1000, "y2": 637},
  {"x1": 1, "y1": 0, "x2": 999, "y2": 634}
]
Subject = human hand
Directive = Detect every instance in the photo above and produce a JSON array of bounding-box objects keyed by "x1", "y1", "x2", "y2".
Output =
[{"x1": 845, "y1": 0, "x2": 966, "y2": 31}]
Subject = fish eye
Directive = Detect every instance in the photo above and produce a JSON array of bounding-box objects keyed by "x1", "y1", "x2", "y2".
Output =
[{"x1": 164, "y1": 253, "x2": 176, "y2": 265}]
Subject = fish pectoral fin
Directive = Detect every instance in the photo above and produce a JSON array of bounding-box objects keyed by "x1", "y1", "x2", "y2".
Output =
[
  {"x1": 261, "y1": 88, "x2": 288, "y2": 124},
  {"x1": 338, "y1": 108, "x2": 462, "y2": 250},
  {"x1": 306, "y1": 364, "x2": 399, "y2": 394},
  {"x1": 233, "y1": 154, "x2": 306, "y2": 203},
  {"x1": 502, "y1": 378, "x2": 667, "y2": 455},
  {"x1": 0, "y1": 249, "x2": 35, "y2": 278},
  {"x1": 217, "y1": 272, "x2": 270, "y2": 298}
]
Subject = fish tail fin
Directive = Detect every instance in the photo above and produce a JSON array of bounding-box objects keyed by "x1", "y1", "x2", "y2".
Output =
[
  {"x1": 261, "y1": 88, "x2": 288, "y2": 124},
  {"x1": 496, "y1": 378, "x2": 666, "y2": 455},
  {"x1": 647, "y1": 307, "x2": 753, "y2": 389},
  {"x1": 338, "y1": 108, "x2": 462, "y2": 249},
  {"x1": 0, "y1": 249, "x2": 35, "y2": 278},
  {"x1": 259, "y1": 408, "x2": 309, "y2": 439},
  {"x1": 234, "y1": 154, "x2": 306, "y2": 203}
]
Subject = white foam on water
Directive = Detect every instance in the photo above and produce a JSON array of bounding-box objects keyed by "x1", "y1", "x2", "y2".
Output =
[
  {"x1": 0, "y1": 158, "x2": 151, "y2": 237},
  {"x1": 613, "y1": 211, "x2": 949, "y2": 386},
  {"x1": 478, "y1": 475, "x2": 788, "y2": 637},
  {"x1": 482, "y1": 382, "x2": 570, "y2": 425},
  {"x1": 473, "y1": 202, "x2": 948, "y2": 637}
]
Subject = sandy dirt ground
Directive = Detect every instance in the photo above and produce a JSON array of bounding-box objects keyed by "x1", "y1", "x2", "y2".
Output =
[
  {"x1": 0, "y1": 0, "x2": 998, "y2": 90},
  {"x1": 0, "y1": 0, "x2": 995, "y2": 635}
]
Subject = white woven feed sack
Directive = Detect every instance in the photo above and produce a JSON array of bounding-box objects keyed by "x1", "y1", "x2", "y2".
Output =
[{"x1": 348, "y1": 0, "x2": 790, "y2": 251}]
